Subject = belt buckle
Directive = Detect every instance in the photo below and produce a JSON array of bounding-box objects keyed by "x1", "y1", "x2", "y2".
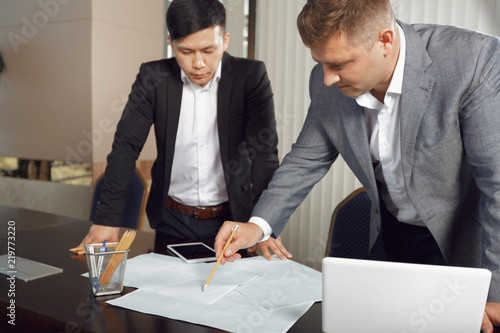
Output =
[
  {"x1": 193, "y1": 205, "x2": 222, "y2": 219},
  {"x1": 193, "y1": 206, "x2": 210, "y2": 219},
  {"x1": 212, "y1": 205, "x2": 222, "y2": 217}
]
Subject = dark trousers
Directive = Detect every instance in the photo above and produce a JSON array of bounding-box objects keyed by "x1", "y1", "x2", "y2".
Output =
[
  {"x1": 380, "y1": 203, "x2": 447, "y2": 266},
  {"x1": 155, "y1": 206, "x2": 231, "y2": 247}
]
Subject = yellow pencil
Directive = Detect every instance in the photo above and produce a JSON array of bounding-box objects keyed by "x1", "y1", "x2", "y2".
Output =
[
  {"x1": 203, "y1": 225, "x2": 239, "y2": 292},
  {"x1": 100, "y1": 230, "x2": 136, "y2": 285}
]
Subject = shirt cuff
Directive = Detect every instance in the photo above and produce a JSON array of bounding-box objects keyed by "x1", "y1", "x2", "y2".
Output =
[{"x1": 249, "y1": 216, "x2": 273, "y2": 242}]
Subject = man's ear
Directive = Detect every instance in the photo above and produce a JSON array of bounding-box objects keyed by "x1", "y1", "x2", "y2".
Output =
[
  {"x1": 223, "y1": 32, "x2": 230, "y2": 52},
  {"x1": 378, "y1": 29, "x2": 394, "y2": 56},
  {"x1": 168, "y1": 35, "x2": 174, "y2": 49}
]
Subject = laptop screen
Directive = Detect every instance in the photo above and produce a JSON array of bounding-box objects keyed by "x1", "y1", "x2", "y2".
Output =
[{"x1": 322, "y1": 257, "x2": 491, "y2": 333}]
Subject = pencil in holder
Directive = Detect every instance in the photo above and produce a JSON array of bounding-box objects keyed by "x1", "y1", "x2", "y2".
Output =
[{"x1": 84, "y1": 243, "x2": 129, "y2": 296}]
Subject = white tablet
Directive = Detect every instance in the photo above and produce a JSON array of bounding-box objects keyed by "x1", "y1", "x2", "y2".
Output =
[
  {"x1": 0, "y1": 255, "x2": 63, "y2": 281},
  {"x1": 166, "y1": 242, "x2": 218, "y2": 263}
]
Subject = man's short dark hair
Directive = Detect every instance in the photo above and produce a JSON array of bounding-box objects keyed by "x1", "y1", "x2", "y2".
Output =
[{"x1": 167, "y1": 0, "x2": 226, "y2": 41}]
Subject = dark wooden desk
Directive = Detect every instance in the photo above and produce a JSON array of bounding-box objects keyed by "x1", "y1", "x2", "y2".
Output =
[
  {"x1": 0, "y1": 204, "x2": 83, "y2": 234},
  {"x1": 0, "y1": 209, "x2": 321, "y2": 332}
]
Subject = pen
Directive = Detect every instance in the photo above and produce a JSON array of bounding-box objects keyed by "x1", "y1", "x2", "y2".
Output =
[
  {"x1": 97, "y1": 239, "x2": 107, "y2": 274},
  {"x1": 203, "y1": 224, "x2": 239, "y2": 292},
  {"x1": 88, "y1": 246, "x2": 100, "y2": 293}
]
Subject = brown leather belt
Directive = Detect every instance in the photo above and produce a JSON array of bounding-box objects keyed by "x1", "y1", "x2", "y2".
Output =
[{"x1": 166, "y1": 197, "x2": 229, "y2": 219}]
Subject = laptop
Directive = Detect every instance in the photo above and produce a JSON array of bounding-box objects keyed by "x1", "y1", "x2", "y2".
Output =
[{"x1": 322, "y1": 257, "x2": 491, "y2": 333}]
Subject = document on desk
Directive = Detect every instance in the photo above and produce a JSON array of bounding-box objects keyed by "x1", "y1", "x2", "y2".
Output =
[
  {"x1": 107, "y1": 253, "x2": 322, "y2": 333},
  {"x1": 124, "y1": 253, "x2": 263, "y2": 305}
]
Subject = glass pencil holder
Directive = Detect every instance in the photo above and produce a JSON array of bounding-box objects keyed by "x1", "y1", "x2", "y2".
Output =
[{"x1": 84, "y1": 242, "x2": 129, "y2": 296}]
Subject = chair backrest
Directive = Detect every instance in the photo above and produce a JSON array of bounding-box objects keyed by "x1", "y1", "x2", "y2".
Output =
[
  {"x1": 326, "y1": 188, "x2": 385, "y2": 260},
  {"x1": 89, "y1": 169, "x2": 148, "y2": 230}
]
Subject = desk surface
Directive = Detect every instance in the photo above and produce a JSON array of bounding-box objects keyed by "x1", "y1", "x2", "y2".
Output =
[
  {"x1": 0, "y1": 204, "x2": 83, "y2": 234},
  {"x1": 0, "y1": 208, "x2": 321, "y2": 332}
]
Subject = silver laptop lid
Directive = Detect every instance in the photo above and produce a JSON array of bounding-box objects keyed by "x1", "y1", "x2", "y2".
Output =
[{"x1": 322, "y1": 257, "x2": 491, "y2": 333}]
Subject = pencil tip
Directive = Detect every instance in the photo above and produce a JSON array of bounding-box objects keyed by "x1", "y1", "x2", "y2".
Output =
[{"x1": 203, "y1": 284, "x2": 207, "y2": 292}]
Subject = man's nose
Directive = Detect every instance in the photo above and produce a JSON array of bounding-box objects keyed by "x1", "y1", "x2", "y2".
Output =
[
  {"x1": 323, "y1": 65, "x2": 341, "y2": 86},
  {"x1": 194, "y1": 53, "x2": 205, "y2": 69}
]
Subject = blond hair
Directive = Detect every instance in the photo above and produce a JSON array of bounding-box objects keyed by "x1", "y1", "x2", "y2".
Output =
[{"x1": 297, "y1": 0, "x2": 395, "y2": 49}]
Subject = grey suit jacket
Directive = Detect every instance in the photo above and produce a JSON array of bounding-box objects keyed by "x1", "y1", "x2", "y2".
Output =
[{"x1": 253, "y1": 21, "x2": 500, "y2": 301}]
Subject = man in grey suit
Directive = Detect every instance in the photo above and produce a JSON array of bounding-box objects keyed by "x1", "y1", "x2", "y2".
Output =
[{"x1": 214, "y1": 0, "x2": 500, "y2": 330}]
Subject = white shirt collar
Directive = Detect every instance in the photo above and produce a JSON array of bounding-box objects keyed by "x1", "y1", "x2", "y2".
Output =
[
  {"x1": 355, "y1": 23, "x2": 406, "y2": 108},
  {"x1": 387, "y1": 24, "x2": 406, "y2": 95}
]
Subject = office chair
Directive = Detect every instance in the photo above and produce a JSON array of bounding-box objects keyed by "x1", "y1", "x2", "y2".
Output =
[
  {"x1": 89, "y1": 169, "x2": 148, "y2": 230},
  {"x1": 326, "y1": 188, "x2": 386, "y2": 260}
]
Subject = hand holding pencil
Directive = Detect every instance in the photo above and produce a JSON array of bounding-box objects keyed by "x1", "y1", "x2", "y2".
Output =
[
  {"x1": 203, "y1": 225, "x2": 239, "y2": 291},
  {"x1": 213, "y1": 221, "x2": 264, "y2": 265}
]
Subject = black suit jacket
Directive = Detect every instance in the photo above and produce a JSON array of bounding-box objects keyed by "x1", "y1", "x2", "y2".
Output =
[{"x1": 93, "y1": 53, "x2": 279, "y2": 229}]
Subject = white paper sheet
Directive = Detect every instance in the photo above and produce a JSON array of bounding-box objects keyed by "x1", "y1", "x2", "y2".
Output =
[
  {"x1": 107, "y1": 289, "x2": 315, "y2": 333},
  {"x1": 123, "y1": 253, "x2": 263, "y2": 305},
  {"x1": 231, "y1": 256, "x2": 322, "y2": 310},
  {"x1": 105, "y1": 253, "x2": 322, "y2": 332}
]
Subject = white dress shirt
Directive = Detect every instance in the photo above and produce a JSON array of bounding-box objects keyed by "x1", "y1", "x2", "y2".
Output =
[
  {"x1": 168, "y1": 61, "x2": 229, "y2": 206},
  {"x1": 251, "y1": 24, "x2": 423, "y2": 241}
]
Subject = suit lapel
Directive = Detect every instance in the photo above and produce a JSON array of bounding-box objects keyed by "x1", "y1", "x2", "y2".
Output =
[
  {"x1": 217, "y1": 53, "x2": 233, "y2": 171},
  {"x1": 398, "y1": 22, "x2": 435, "y2": 183},
  {"x1": 340, "y1": 102, "x2": 378, "y2": 194},
  {"x1": 164, "y1": 62, "x2": 183, "y2": 182},
  {"x1": 339, "y1": 101, "x2": 382, "y2": 250}
]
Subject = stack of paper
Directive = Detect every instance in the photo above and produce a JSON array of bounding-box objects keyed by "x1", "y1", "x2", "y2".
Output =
[{"x1": 106, "y1": 253, "x2": 322, "y2": 332}]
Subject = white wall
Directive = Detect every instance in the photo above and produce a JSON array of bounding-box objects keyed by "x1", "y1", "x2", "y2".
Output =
[
  {"x1": 0, "y1": 0, "x2": 164, "y2": 164},
  {"x1": 0, "y1": 0, "x2": 92, "y2": 162},
  {"x1": 223, "y1": 0, "x2": 247, "y2": 57},
  {"x1": 0, "y1": 0, "x2": 163, "y2": 219},
  {"x1": 255, "y1": 0, "x2": 500, "y2": 268},
  {"x1": 90, "y1": 0, "x2": 164, "y2": 164},
  {"x1": 392, "y1": 0, "x2": 500, "y2": 34}
]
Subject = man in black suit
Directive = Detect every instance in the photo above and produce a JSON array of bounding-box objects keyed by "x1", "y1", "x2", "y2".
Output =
[{"x1": 75, "y1": 0, "x2": 291, "y2": 259}]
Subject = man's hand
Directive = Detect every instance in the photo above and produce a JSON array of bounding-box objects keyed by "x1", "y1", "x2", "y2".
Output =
[
  {"x1": 247, "y1": 235, "x2": 292, "y2": 261},
  {"x1": 214, "y1": 221, "x2": 263, "y2": 265},
  {"x1": 73, "y1": 224, "x2": 120, "y2": 255},
  {"x1": 481, "y1": 302, "x2": 500, "y2": 332}
]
